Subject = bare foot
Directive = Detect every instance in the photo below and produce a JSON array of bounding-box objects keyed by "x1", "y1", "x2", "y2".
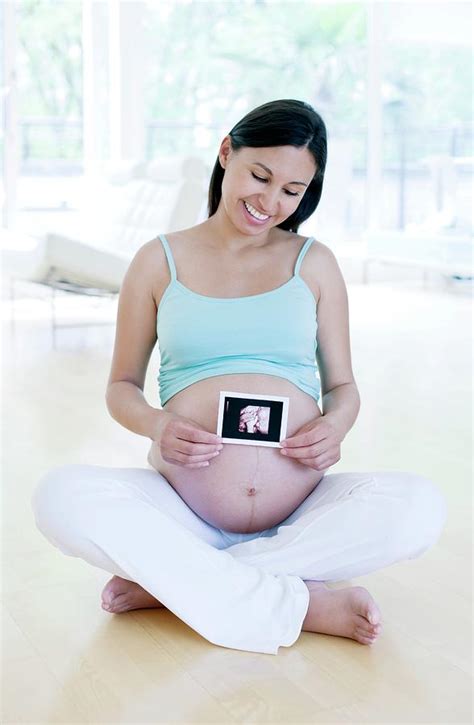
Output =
[
  {"x1": 101, "y1": 575, "x2": 166, "y2": 614},
  {"x1": 302, "y1": 581, "x2": 383, "y2": 645}
]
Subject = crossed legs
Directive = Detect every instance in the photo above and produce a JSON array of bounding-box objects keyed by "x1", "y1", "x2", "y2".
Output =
[{"x1": 31, "y1": 465, "x2": 447, "y2": 655}]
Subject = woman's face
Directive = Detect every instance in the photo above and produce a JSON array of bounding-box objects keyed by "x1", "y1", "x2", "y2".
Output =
[{"x1": 217, "y1": 137, "x2": 317, "y2": 234}]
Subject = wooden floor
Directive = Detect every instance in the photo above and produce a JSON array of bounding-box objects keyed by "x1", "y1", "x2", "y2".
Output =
[{"x1": 1, "y1": 276, "x2": 472, "y2": 724}]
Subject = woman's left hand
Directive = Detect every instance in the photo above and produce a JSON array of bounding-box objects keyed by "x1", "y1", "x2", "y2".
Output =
[{"x1": 279, "y1": 415, "x2": 343, "y2": 471}]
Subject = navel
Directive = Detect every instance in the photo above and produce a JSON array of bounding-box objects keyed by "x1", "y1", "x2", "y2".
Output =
[{"x1": 246, "y1": 449, "x2": 259, "y2": 496}]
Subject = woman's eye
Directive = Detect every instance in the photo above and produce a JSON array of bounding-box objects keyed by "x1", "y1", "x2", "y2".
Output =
[{"x1": 251, "y1": 172, "x2": 299, "y2": 197}]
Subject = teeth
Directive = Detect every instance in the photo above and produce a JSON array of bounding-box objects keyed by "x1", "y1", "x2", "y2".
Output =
[{"x1": 244, "y1": 201, "x2": 269, "y2": 220}]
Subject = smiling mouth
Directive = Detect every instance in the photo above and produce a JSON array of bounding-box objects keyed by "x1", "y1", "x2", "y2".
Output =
[{"x1": 243, "y1": 200, "x2": 270, "y2": 221}]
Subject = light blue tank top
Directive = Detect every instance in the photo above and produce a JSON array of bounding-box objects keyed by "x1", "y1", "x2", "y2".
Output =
[{"x1": 156, "y1": 233, "x2": 320, "y2": 406}]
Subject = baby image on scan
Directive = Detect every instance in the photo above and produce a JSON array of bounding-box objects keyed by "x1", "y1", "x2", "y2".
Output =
[
  {"x1": 217, "y1": 391, "x2": 289, "y2": 447},
  {"x1": 238, "y1": 405, "x2": 271, "y2": 435}
]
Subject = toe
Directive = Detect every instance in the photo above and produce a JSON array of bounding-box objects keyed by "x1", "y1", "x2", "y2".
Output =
[
  {"x1": 352, "y1": 587, "x2": 382, "y2": 626},
  {"x1": 364, "y1": 620, "x2": 382, "y2": 635},
  {"x1": 366, "y1": 604, "x2": 382, "y2": 626},
  {"x1": 101, "y1": 576, "x2": 137, "y2": 609},
  {"x1": 355, "y1": 613, "x2": 380, "y2": 633},
  {"x1": 102, "y1": 588, "x2": 120, "y2": 608},
  {"x1": 355, "y1": 622, "x2": 380, "y2": 639},
  {"x1": 101, "y1": 590, "x2": 114, "y2": 606},
  {"x1": 109, "y1": 602, "x2": 129, "y2": 614},
  {"x1": 108, "y1": 592, "x2": 130, "y2": 612},
  {"x1": 354, "y1": 628, "x2": 377, "y2": 645},
  {"x1": 359, "y1": 635, "x2": 376, "y2": 646}
]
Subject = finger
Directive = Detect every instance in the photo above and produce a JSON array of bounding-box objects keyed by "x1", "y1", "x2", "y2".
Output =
[
  {"x1": 281, "y1": 431, "x2": 327, "y2": 448},
  {"x1": 178, "y1": 426, "x2": 222, "y2": 445},
  {"x1": 182, "y1": 451, "x2": 223, "y2": 467},
  {"x1": 172, "y1": 450, "x2": 221, "y2": 464},
  {"x1": 314, "y1": 449, "x2": 340, "y2": 469},
  {"x1": 174, "y1": 440, "x2": 223, "y2": 455},
  {"x1": 187, "y1": 451, "x2": 222, "y2": 463},
  {"x1": 281, "y1": 443, "x2": 323, "y2": 458},
  {"x1": 295, "y1": 456, "x2": 331, "y2": 471},
  {"x1": 313, "y1": 457, "x2": 333, "y2": 471},
  {"x1": 167, "y1": 457, "x2": 214, "y2": 469}
]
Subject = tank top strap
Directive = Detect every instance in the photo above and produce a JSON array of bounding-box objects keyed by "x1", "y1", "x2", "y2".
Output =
[
  {"x1": 294, "y1": 236, "x2": 315, "y2": 277},
  {"x1": 158, "y1": 234, "x2": 177, "y2": 281}
]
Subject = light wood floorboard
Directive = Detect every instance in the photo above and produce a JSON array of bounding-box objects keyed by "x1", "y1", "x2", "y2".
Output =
[{"x1": 1, "y1": 279, "x2": 472, "y2": 724}]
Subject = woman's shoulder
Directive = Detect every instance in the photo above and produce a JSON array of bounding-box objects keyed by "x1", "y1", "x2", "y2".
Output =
[
  {"x1": 159, "y1": 223, "x2": 207, "y2": 246},
  {"x1": 135, "y1": 235, "x2": 168, "y2": 268},
  {"x1": 276, "y1": 229, "x2": 326, "y2": 250},
  {"x1": 277, "y1": 228, "x2": 333, "y2": 260},
  {"x1": 287, "y1": 234, "x2": 337, "y2": 305},
  {"x1": 130, "y1": 235, "x2": 175, "y2": 307},
  {"x1": 304, "y1": 236, "x2": 338, "y2": 264}
]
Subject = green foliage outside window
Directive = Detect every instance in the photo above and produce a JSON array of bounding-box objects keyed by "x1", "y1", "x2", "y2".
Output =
[{"x1": 17, "y1": 0, "x2": 472, "y2": 166}]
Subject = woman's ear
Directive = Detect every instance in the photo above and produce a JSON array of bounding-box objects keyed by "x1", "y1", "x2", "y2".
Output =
[{"x1": 219, "y1": 135, "x2": 233, "y2": 169}]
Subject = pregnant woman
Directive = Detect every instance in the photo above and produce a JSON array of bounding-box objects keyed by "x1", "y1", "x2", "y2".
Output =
[{"x1": 31, "y1": 99, "x2": 447, "y2": 655}]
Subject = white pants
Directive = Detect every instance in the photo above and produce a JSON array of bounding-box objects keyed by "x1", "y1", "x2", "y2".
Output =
[{"x1": 31, "y1": 465, "x2": 447, "y2": 655}]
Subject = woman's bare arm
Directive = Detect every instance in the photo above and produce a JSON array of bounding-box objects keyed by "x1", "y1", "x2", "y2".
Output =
[
  {"x1": 105, "y1": 240, "x2": 170, "y2": 441},
  {"x1": 313, "y1": 242, "x2": 360, "y2": 438}
]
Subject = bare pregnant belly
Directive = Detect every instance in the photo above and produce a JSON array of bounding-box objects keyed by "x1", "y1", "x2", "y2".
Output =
[{"x1": 150, "y1": 374, "x2": 325, "y2": 534}]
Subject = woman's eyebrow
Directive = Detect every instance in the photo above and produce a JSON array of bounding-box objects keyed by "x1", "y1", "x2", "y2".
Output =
[{"x1": 252, "y1": 161, "x2": 308, "y2": 187}]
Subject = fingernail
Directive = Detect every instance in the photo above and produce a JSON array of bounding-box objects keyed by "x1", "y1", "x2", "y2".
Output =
[{"x1": 281, "y1": 449, "x2": 287, "y2": 455}]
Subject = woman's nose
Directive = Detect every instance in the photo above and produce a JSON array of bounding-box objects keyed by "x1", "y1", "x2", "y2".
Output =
[{"x1": 259, "y1": 189, "x2": 280, "y2": 214}]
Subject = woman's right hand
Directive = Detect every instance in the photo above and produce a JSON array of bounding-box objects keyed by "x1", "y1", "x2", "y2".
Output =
[{"x1": 150, "y1": 411, "x2": 224, "y2": 469}]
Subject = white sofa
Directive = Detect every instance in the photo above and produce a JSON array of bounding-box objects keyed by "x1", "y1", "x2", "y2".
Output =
[{"x1": 2, "y1": 155, "x2": 209, "y2": 295}]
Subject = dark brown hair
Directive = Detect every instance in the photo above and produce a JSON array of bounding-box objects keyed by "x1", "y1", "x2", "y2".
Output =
[{"x1": 207, "y1": 99, "x2": 327, "y2": 233}]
